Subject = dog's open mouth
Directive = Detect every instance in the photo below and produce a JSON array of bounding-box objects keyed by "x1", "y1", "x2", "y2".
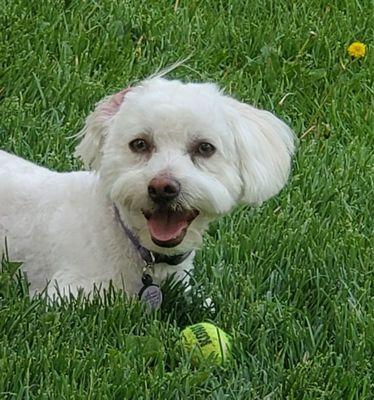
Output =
[{"x1": 143, "y1": 208, "x2": 199, "y2": 248}]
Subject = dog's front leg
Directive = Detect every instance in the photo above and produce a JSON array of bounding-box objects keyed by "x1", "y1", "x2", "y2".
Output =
[{"x1": 45, "y1": 269, "x2": 99, "y2": 302}]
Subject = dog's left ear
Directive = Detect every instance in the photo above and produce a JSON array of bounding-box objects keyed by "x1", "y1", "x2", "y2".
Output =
[
  {"x1": 74, "y1": 88, "x2": 130, "y2": 170},
  {"x1": 226, "y1": 98, "x2": 296, "y2": 205}
]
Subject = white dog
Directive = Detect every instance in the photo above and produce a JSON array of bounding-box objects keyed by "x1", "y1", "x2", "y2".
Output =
[{"x1": 0, "y1": 76, "x2": 295, "y2": 304}]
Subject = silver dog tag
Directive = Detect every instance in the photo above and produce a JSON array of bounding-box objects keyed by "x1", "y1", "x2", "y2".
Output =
[{"x1": 139, "y1": 284, "x2": 163, "y2": 310}]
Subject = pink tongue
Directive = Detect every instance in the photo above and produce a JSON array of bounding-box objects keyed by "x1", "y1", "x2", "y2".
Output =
[{"x1": 147, "y1": 210, "x2": 189, "y2": 242}]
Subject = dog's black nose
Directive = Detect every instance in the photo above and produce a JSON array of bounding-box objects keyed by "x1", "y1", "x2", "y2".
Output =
[{"x1": 148, "y1": 176, "x2": 180, "y2": 203}]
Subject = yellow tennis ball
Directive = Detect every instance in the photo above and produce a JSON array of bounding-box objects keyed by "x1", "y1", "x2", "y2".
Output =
[{"x1": 181, "y1": 322, "x2": 232, "y2": 365}]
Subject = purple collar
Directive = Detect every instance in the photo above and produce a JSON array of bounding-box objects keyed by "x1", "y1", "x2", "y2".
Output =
[{"x1": 113, "y1": 205, "x2": 192, "y2": 266}]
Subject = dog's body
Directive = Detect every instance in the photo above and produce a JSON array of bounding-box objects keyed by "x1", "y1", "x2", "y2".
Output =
[
  {"x1": 0, "y1": 77, "x2": 295, "y2": 299},
  {"x1": 0, "y1": 151, "x2": 191, "y2": 297}
]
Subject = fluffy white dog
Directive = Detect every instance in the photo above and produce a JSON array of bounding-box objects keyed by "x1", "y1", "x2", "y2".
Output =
[{"x1": 0, "y1": 76, "x2": 295, "y2": 303}]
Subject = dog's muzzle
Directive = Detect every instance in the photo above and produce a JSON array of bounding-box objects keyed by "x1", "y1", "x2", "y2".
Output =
[{"x1": 142, "y1": 176, "x2": 198, "y2": 247}]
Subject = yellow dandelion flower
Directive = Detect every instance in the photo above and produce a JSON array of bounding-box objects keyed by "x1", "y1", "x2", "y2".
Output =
[{"x1": 347, "y1": 41, "x2": 367, "y2": 58}]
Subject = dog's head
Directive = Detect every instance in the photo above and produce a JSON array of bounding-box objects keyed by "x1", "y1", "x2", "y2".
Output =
[{"x1": 75, "y1": 77, "x2": 295, "y2": 254}]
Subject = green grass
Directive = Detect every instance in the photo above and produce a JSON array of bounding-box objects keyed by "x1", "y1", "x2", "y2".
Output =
[{"x1": 0, "y1": 0, "x2": 373, "y2": 398}]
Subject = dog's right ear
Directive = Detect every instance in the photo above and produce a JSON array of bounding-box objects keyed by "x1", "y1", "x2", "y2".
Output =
[{"x1": 74, "y1": 88, "x2": 131, "y2": 170}]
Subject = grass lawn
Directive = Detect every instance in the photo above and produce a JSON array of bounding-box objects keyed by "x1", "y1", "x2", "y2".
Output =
[{"x1": 0, "y1": 0, "x2": 373, "y2": 398}]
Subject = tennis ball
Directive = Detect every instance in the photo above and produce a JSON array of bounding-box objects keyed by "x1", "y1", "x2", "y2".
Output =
[{"x1": 181, "y1": 322, "x2": 232, "y2": 365}]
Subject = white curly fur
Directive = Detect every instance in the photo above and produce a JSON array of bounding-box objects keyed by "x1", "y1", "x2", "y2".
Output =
[{"x1": 0, "y1": 76, "x2": 295, "y2": 299}]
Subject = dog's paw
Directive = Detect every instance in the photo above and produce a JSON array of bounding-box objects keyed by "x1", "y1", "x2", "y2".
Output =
[{"x1": 203, "y1": 296, "x2": 216, "y2": 313}]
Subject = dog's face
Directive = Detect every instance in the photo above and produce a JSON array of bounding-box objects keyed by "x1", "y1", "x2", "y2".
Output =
[{"x1": 75, "y1": 78, "x2": 295, "y2": 254}]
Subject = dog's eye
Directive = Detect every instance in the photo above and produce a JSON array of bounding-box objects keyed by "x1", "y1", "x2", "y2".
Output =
[
  {"x1": 196, "y1": 142, "x2": 216, "y2": 158},
  {"x1": 129, "y1": 138, "x2": 151, "y2": 154}
]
